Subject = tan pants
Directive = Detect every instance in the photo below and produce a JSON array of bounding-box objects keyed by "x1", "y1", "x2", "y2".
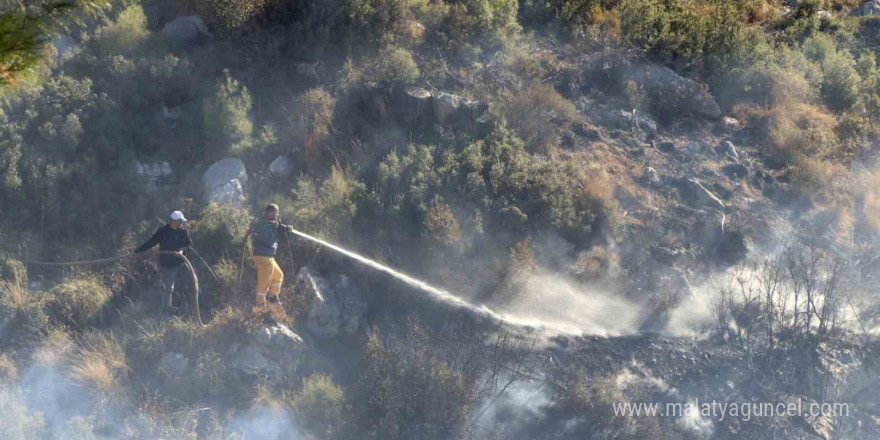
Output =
[{"x1": 252, "y1": 255, "x2": 283, "y2": 306}]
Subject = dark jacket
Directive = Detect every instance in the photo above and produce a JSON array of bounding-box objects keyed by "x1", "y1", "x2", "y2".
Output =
[
  {"x1": 252, "y1": 221, "x2": 291, "y2": 257},
  {"x1": 135, "y1": 224, "x2": 192, "y2": 267}
]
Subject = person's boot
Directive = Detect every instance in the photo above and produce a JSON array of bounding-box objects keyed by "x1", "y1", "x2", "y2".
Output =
[{"x1": 267, "y1": 295, "x2": 281, "y2": 305}]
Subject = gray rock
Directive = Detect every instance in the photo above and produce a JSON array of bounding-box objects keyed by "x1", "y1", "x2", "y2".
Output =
[
  {"x1": 720, "y1": 141, "x2": 738, "y2": 159},
  {"x1": 162, "y1": 15, "x2": 213, "y2": 44},
  {"x1": 203, "y1": 158, "x2": 248, "y2": 206},
  {"x1": 228, "y1": 324, "x2": 305, "y2": 383},
  {"x1": 158, "y1": 105, "x2": 181, "y2": 129},
  {"x1": 642, "y1": 166, "x2": 661, "y2": 188},
  {"x1": 722, "y1": 117, "x2": 740, "y2": 131},
  {"x1": 135, "y1": 161, "x2": 172, "y2": 192},
  {"x1": 604, "y1": 109, "x2": 657, "y2": 135},
  {"x1": 433, "y1": 92, "x2": 463, "y2": 126},
  {"x1": 296, "y1": 267, "x2": 367, "y2": 339},
  {"x1": 230, "y1": 346, "x2": 272, "y2": 376},
  {"x1": 399, "y1": 87, "x2": 434, "y2": 125},
  {"x1": 685, "y1": 141, "x2": 702, "y2": 156},
  {"x1": 683, "y1": 177, "x2": 726, "y2": 210},
  {"x1": 854, "y1": 0, "x2": 880, "y2": 15},
  {"x1": 158, "y1": 351, "x2": 189, "y2": 377},
  {"x1": 623, "y1": 63, "x2": 721, "y2": 119},
  {"x1": 269, "y1": 156, "x2": 292, "y2": 176}
]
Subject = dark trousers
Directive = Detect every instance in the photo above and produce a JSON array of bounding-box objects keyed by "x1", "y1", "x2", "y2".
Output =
[{"x1": 159, "y1": 266, "x2": 179, "y2": 310}]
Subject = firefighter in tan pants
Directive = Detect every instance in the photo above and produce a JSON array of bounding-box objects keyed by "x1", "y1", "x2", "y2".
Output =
[{"x1": 251, "y1": 204, "x2": 294, "y2": 307}]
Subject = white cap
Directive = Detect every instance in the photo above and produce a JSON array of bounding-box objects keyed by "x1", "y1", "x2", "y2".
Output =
[{"x1": 169, "y1": 211, "x2": 187, "y2": 222}]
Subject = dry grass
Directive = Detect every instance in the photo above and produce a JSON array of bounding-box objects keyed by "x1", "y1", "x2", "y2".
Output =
[
  {"x1": 252, "y1": 384, "x2": 288, "y2": 413},
  {"x1": 502, "y1": 83, "x2": 582, "y2": 153},
  {"x1": 69, "y1": 332, "x2": 129, "y2": 396},
  {"x1": 0, "y1": 353, "x2": 18, "y2": 383},
  {"x1": 35, "y1": 329, "x2": 73, "y2": 366},
  {"x1": 769, "y1": 102, "x2": 838, "y2": 163},
  {"x1": 571, "y1": 244, "x2": 620, "y2": 281},
  {"x1": 49, "y1": 274, "x2": 112, "y2": 327}
]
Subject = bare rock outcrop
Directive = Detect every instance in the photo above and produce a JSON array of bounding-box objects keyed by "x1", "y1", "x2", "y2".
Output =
[
  {"x1": 623, "y1": 63, "x2": 722, "y2": 120},
  {"x1": 203, "y1": 158, "x2": 248, "y2": 206},
  {"x1": 296, "y1": 267, "x2": 367, "y2": 340}
]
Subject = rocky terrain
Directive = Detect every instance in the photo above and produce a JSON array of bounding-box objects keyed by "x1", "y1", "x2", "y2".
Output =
[{"x1": 1, "y1": 0, "x2": 880, "y2": 439}]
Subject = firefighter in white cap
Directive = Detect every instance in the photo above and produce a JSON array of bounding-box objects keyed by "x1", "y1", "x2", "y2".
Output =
[{"x1": 135, "y1": 210, "x2": 192, "y2": 312}]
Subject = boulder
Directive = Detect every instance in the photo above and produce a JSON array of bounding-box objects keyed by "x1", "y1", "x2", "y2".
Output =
[
  {"x1": 135, "y1": 161, "x2": 172, "y2": 192},
  {"x1": 681, "y1": 177, "x2": 726, "y2": 210},
  {"x1": 623, "y1": 63, "x2": 722, "y2": 119},
  {"x1": 158, "y1": 105, "x2": 181, "y2": 129},
  {"x1": 203, "y1": 158, "x2": 248, "y2": 206},
  {"x1": 854, "y1": 0, "x2": 880, "y2": 15},
  {"x1": 269, "y1": 156, "x2": 292, "y2": 176},
  {"x1": 162, "y1": 15, "x2": 213, "y2": 44},
  {"x1": 603, "y1": 109, "x2": 657, "y2": 135},
  {"x1": 399, "y1": 87, "x2": 434, "y2": 125},
  {"x1": 228, "y1": 324, "x2": 305, "y2": 384},
  {"x1": 685, "y1": 141, "x2": 702, "y2": 156},
  {"x1": 720, "y1": 141, "x2": 738, "y2": 159},
  {"x1": 722, "y1": 117, "x2": 741, "y2": 131},
  {"x1": 296, "y1": 267, "x2": 367, "y2": 339},
  {"x1": 433, "y1": 92, "x2": 463, "y2": 125},
  {"x1": 642, "y1": 166, "x2": 661, "y2": 188}
]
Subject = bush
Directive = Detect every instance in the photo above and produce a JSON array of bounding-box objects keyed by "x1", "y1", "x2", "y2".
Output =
[
  {"x1": 376, "y1": 46, "x2": 420, "y2": 85},
  {"x1": 500, "y1": 84, "x2": 581, "y2": 153},
  {"x1": 96, "y1": 5, "x2": 150, "y2": 55},
  {"x1": 293, "y1": 373, "x2": 346, "y2": 439},
  {"x1": 768, "y1": 102, "x2": 838, "y2": 164},
  {"x1": 204, "y1": 69, "x2": 254, "y2": 158},
  {"x1": 348, "y1": 327, "x2": 474, "y2": 440},
  {"x1": 424, "y1": 197, "x2": 463, "y2": 252},
  {"x1": 189, "y1": 203, "x2": 253, "y2": 263},
  {"x1": 48, "y1": 274, "x2": 112, "y2": 328},
  {"x1": 803, "y1": 35, "x2": 863, "y2": 111},
  {"x1": 286, "y1": 166, "x2": 365, "y2": 241},
  {"x1": 290, "y1": 87, "x2": 336, "y2": 171}
]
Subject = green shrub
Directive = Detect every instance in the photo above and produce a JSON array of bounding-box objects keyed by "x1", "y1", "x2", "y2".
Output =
[
  {"x1": 293, "y1": 373, "x2": 346, "y2": 439},
  {"x1": 376, "y1": 47, "x2": 420, "y2": 85},
  {"x1": 97, "y1": 5, "x2": 150, "y2": 55},
  {"x1": 424, "y1": 196, "x2": 463, "y2": 252},
  {"x1": 286, "y1": 166, "x2": 365, "y2": 241},
  {"x1": 49, "y1": 274, "x2": 112, "y2": 328},
  {"x1": 290, "y1": 87, "x2": 336, "y2": 171},
  {"x1": 204, "y1": 69, "x2": 254, "y2": 158},
  {"x1": 189, "y1": 203, "x2": 253, "y2": 263}
]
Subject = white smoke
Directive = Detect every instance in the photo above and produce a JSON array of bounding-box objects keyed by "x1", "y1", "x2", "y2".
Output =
[{"x1": 499, "y1": 271, "x2": 644, "y2": 337}]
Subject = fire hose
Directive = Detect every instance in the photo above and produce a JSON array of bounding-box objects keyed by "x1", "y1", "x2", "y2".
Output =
[{"x1": 26, "y1": 250, "x2": 203, "y2": 325}]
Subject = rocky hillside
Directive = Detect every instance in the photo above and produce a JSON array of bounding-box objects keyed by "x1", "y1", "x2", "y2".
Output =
[{"x1": 1, "y1": 0, "x2": 879, "y2": 439}]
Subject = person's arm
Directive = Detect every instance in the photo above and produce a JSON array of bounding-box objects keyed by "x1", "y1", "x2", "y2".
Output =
[
  {"x1": 278, "y1": 222, "x2": 294, "y2": 234},
  {"x1": 183, "y1": 229, "x2": 193, "y2": 253},
  {"x1": 134, "y1": 227, "x2": 163, "y2": 253}
]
